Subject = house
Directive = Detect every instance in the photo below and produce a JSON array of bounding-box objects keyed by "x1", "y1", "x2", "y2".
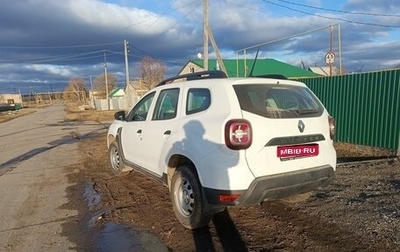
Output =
[
  {"x1": 108, "y1": 88, "x2": 125, "y2": 98},
  {"x1": 178, "y1": 59, "x2": 321, "y2": 79},
  {"x1": 308, "y1": 66, "x2": 340, "y2": 76},
  {"x1": 0, "y1": 94, "x2": 23, "y2": 111},
  {"x1": 0, "y1": 94, "x2": 22, "y2": 104}
]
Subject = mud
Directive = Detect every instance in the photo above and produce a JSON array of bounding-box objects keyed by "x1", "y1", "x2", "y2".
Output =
[{"x1": 67, "y1": 133, "x2": 400, "y2": 251}]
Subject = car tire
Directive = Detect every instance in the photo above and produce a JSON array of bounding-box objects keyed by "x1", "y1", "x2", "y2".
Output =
[
  {"x1": 171, "y1": 165, "x2": 213, "y2": 229},
  {"x1": 108, "y1": 141, "x2": 127, "y2": 176}
]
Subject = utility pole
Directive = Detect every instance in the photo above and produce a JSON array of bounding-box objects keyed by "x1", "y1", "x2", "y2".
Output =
[
  {"x1": 124, "y1": 39, "x2": 130, "y2": 89},
  {"x1": 104, "y1": 50, "x2": 110, "y2": 110},
  {"x1": 89, "y1": 76, "x2": 93, "y2": 94},
  {"x1": 203, "y1": 0, "x2": 209, "y2": 71},
  {"x1": 89, "y1": 75, "x2": 93, "y2": 107},
  {"x1": 207, "y1": 26, "x2": 227, "y2": 75}
]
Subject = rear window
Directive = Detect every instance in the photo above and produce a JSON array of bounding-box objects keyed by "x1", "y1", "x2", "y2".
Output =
[
  {"x1": 186, "y1": 88, "x2": 210, "y2": 115},
  {"x1": 233, "y1": 84, "x2": 323, "y2": 118}
]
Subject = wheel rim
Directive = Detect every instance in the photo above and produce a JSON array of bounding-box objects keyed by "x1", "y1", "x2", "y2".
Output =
[
  {"x1": 177, "y1": 178, "x2": 195, "y2": 216},
  {"x1": 110, "y1": 146, "x2": 120, "y2": 171}
]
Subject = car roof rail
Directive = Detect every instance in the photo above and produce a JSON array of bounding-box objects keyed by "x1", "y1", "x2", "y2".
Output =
[
  {"x1": 252, "y1": 74, "x2": 288, "y2": 80},
  {"x1": 157, "y1": 70, "x2": 228, "y2": 87}
]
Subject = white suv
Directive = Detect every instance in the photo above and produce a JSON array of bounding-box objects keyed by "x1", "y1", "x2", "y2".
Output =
[{"x1": 107, "y1": 71, "x2": 336, "y2": 229}]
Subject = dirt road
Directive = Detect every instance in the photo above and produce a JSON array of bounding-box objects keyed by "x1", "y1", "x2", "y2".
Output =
[{"x1": 0, "y1": 104, "x2": 107, "y2": 251}]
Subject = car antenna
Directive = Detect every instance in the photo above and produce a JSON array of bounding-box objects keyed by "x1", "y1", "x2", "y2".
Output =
[{"x1": 248, "y1": 46, "x2": 260, "y2": 77}]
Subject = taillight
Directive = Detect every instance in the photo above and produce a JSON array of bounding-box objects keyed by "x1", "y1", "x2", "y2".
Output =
[
  {"x1": 219, "y1": 194, "x2": 241, "y2": 203},
  {"x1": 328, "y1": 116, "x2": 335, "y2": 140},
  {"x1": 225, "y1": 119, "x2": 252, "y2": 150}
]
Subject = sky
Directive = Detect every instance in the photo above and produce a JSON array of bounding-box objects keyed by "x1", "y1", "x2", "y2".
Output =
[{"x1": 0, "y1": 0, "x2": 399, "y2": 94}]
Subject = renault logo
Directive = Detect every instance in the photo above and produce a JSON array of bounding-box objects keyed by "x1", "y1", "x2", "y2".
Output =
[{"x1": 298, "y1": 120, "x2": 305, "y2": 133}]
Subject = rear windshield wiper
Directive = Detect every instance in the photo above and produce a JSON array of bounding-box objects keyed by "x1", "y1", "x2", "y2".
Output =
[{"x1": 295, "y1": 109, "x2": 319, "y2": 115}]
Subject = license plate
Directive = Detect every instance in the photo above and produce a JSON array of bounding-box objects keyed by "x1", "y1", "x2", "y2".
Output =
[{"x1": 277, "y1": 144, "x2": 319, "y2": 158}]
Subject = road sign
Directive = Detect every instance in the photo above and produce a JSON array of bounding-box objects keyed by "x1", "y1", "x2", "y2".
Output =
[{"x1": 325, "y1": 51, "x2": 335, "y2": 65}]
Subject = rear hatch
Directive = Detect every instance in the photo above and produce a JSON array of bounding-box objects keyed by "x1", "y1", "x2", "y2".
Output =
[{"x1": 233, "y1": 82, "x2": 336, "y2": 178}]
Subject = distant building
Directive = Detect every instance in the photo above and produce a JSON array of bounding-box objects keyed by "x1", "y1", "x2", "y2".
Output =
[
  {"x1": 0, "y1": 94, "x2": 23, "y2": 111},
  {"x1": 308, "y1": 66, "x2": 340, "y2": 76},
  {"x1": 0, "y1": 94, "x2": 22, "y2": 104},
  {"x1": 108, "y1": 88, "x2": 125, "y2": 98},
  {"x1": 178, "y1": 59, "x2": 321, "y2": 79}
]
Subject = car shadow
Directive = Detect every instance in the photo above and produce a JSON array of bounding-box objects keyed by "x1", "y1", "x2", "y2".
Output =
[{"x1": 192, "y1": 208, "x2": 248, "y2": 252}]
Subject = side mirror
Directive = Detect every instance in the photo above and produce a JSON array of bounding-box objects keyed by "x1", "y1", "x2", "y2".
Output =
[{"x1": 114, "y1": 111, "x2": 126, "y2": 121}]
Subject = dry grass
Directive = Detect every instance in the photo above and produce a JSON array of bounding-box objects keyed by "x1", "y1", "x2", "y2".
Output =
[
  {"x1": 63, "y1": 102, "x2": 118, "y2": 122},
  {"x1": 0, "y1": 102, "x2": 117, "y2": 123},
  {"x1": 334, "y1": 142, "x2": 395, "y2": 158},
  {"x1": 0, "y1": 107, "x2": 38, "y2": 123}
]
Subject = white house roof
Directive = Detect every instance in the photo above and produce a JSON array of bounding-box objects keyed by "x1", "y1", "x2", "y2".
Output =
[{"x1": 308, "y1": 66, "x2": 339, "y2": 76}]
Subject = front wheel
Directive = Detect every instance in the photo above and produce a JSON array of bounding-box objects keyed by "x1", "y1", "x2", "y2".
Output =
[
  {"x1": 170, "y1": 165, "x2": 212, "y2": 229},
  {"x1": 108, "y1": 141, "x2": 128, "y2": 176}
]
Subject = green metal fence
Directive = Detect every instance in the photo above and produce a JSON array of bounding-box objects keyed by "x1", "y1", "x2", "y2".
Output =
[{"x1": 299, "y1": 69, "x2": 400, "y2": 154}]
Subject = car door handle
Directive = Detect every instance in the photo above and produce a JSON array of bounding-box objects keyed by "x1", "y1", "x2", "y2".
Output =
[
  {"x1": 137, "y1": 129, "x2": 142, "y2": 134},
  {"x1": 164, "y1": 130, "x2": 171, "y2": 135}
]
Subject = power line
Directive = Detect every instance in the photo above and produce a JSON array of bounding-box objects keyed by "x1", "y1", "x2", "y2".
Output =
[
  {"x1": 0, "y1": 42, "x2": 122, "y2": 49},
  {"x1": 106, "y1": 0, "x2": 198, "y2": 57},
  {"x1": 0, "y1": 0, "x2": 202, "y2": 63},
  {"x1": 0, "y1": 50, "x2": 122, "y2": 64},
  {"x1": 107, "y1": 50, "x2": 124, "y2": 56},
  {"x1": 261, "y1": 0, "x2": 400, "y2": 28},
  {"x1": 276, "y1": 0, "x2": 400, "y2": 18},
  {"x1": 138, "y1": 0, "x2": 178, "y2": 34},
  {"x1": 224, "y1": 0, "x2": 318, "y2": 27},
  {"x1": 238, "y1": 24, "x2": 337, "y2": 51},
  {"x1": 0, "y1": 50, "x2": 96, "y2": 63},
  {"x1": 225, "y1": 0, "x2": 262, "y2": 13},
  {"x1": 40, "y1": 54, "x2": 104, "y2": 63},
  {"x1": 105, "y1": 1, "x2": 189, "y2": 35},
  {"x1": 127, "y1": 0, "x2": 202, "y2": 59},
  {"x1": 158, "y1": 0, "x2": 202, "y2": 37}
]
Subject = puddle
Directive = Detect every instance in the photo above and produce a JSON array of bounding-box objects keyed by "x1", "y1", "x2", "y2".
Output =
[
  {"x1": 97, "y1": 222, "x2": 170, "y2": 252},
  {"x1": 84, "y1": 183, "x2": 101, "y2": 211},
  {"x1": 84, "y1": 184, "x2": 171, "y2": 251}
]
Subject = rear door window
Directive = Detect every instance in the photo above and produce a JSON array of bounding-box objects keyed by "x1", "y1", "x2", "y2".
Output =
[
  {"x1": 186, "y1": 88, "x2": 211, "y2": 115},
  {"x1": 234, "y1": 84, "x2": 323, "y2": 118}
]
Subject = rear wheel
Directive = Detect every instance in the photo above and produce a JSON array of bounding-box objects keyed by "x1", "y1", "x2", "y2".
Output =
[
  {"x1": 108, "y1": 141, "x2": 127, "y2": 176},
  {"x1": 171, "y1": 165, "x2": 212, "y2": 229}
]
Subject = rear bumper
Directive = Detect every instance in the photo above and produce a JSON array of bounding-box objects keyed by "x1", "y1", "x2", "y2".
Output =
[{"x1": 203, "y1": 165, "x2": 334, "y2": 205}]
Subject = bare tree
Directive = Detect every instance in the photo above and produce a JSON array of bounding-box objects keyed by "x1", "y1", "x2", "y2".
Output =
[
  {"x1": 94, "y1": 73, "x2": 117, "y2": 98},
  {"x1": 64, "y1": 77, "x2": 87, "y2": 103},
  {"x1": 136, "y1": 57, "x2": 166, "y2": 91}
]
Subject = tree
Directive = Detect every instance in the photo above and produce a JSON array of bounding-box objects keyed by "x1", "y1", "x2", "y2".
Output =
[
  {"x1": 93, "y1": 73, "x2": 117, "y2": 98},
  {"x1": 136, "y1": 57, "x2": 166, "y2": 91},
  {"x1": 64, "y1": 77, "x2": 87, "y2": 103}
]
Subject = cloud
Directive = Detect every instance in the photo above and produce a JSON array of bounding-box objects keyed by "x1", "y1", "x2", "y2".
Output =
[
  {"x1": 0, "y1": 0, "x2": 399, "y2": 94},
  {"x1": 24, "y1": 64, "x2": 73, "y2": 77}
]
